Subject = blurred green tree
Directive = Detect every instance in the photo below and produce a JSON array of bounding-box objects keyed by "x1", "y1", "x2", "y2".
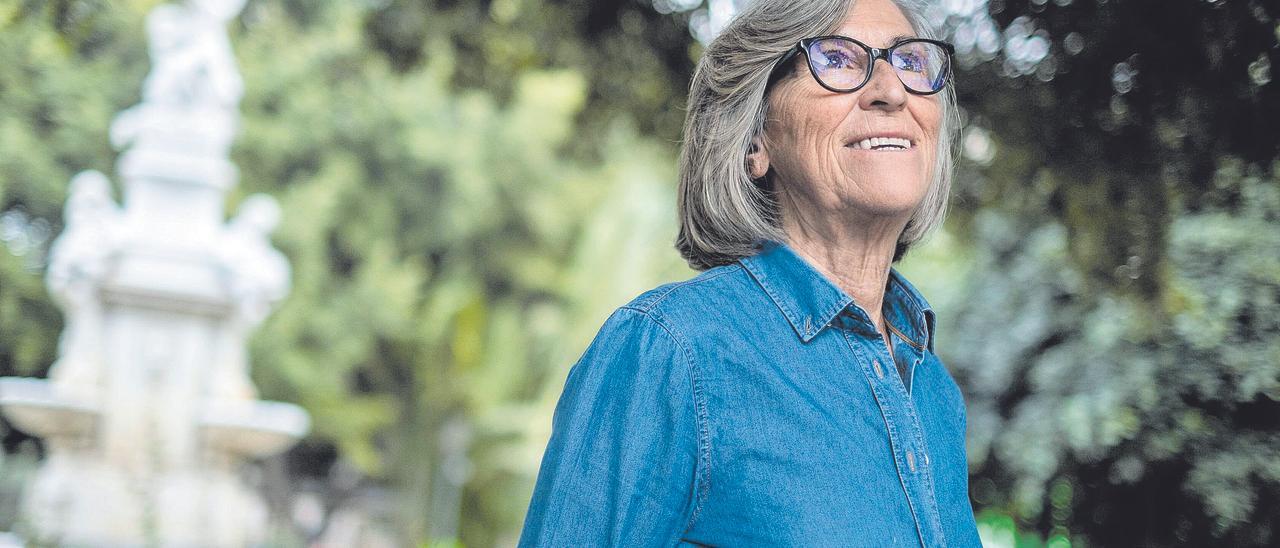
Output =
[
  {"x1": 943, "y1": 0, "x2": 1280, "y2": 294},
  {"x1": 911, "y1": 0, "x2": 1280, "y2": 544},
  {"x1": 360, "y1": 0, "x2": 697, "y2": 153},
  {"x1": 934, "y1": 158, "x2": 1280, "y2": 546}
]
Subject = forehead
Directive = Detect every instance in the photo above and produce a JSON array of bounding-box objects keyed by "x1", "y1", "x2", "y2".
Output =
[{"x1": 834, "y1": 0, "x2": 917, "y2": 47}]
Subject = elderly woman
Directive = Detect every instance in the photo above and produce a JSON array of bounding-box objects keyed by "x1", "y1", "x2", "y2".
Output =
[{"x1": 519, "y1": 0, "x2": 980, "y2": 545}]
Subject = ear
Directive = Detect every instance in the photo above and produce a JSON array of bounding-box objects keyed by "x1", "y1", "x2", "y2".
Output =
[{"x1": 746, "y1": 133, "x2": 770, "y2": 180}]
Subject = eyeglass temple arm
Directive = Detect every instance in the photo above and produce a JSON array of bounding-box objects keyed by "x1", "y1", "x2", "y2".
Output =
[{"x1": 766, "y1": 41, "x2": 805, "y2": 87}]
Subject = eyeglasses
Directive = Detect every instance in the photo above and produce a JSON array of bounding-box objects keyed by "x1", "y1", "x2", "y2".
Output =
[{"x1": 766, "y1": 35, "x2": 956, "y2": 95}]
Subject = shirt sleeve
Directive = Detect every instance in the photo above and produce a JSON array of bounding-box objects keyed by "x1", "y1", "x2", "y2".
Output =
[{"x1": 518, "y1": 306, "x2": 702, "y2": 547}]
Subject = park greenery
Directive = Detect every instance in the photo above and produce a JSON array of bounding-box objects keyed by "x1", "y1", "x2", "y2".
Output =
[{"x1": 0, "y1": 0, "x2": 1277, "y2": 545}]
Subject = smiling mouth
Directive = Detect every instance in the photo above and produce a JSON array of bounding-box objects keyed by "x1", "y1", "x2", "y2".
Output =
[{"x1": 849, "y1": 137, "x2": 914, "y2": 151}]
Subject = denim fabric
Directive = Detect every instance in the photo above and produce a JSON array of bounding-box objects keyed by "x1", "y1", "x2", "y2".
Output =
[{"x1": 518, "y1": 240, "x2": 982, "y2": 547}]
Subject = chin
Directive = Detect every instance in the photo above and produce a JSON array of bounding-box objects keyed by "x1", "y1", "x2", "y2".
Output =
[
  {"x1": 842, "y1": 179, "x2": 929, "y2": 215},
  {"x1": 832, "y1": 196, "x2": 922, "y2": 221}
]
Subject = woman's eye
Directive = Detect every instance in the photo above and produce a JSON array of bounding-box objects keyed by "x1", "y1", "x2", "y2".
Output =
[
  {"x1": 896, "y1": 53, "x2": 925, "y2": 72},
  {"x1": 821, "y1": 49, "x2": 858, "y2": 68}
]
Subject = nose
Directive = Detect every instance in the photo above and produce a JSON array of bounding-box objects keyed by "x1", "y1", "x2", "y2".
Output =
[{"x1": 857, "y1": 57, "x2": 908, "y2": 111}]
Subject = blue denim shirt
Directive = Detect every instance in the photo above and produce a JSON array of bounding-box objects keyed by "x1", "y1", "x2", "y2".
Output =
[{"x1": 519, "y1": 240, "x2": 981, "y2": 547}]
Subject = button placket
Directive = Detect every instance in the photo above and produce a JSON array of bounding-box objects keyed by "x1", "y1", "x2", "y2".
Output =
[{"x1": 840, "y1": 327, "x2": 943, "y2": 546}]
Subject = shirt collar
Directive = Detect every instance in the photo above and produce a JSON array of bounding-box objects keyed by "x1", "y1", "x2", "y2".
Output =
[{"x1": 738, "y1": 239, "x2": 935, "y2": 351}]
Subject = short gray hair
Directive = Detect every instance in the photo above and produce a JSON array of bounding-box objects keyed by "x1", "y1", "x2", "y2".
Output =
[{"x1": 675, "y1": 0, "x2": 961, "y2": 271}]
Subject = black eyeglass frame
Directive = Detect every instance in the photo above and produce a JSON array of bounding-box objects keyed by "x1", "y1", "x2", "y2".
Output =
[{"x1": 766, "y1": 35, "x2": 957, "y2": 95}]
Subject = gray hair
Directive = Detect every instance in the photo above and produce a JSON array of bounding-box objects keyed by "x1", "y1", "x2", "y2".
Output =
[{"x1": 675, "y1": 0, "x2": 961, "y2": 271}]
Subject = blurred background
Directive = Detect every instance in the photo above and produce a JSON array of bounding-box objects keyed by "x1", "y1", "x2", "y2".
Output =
[{"x1": 0, "y1": 0, "x2": 1277, "y2": 546}]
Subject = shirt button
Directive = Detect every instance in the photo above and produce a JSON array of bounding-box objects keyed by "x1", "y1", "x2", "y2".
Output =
[
  {"x1": 872, "y1": 360, "x2": 885, "y2": 379},
  {"x1": 906, "y1": 451, "x2": 916, "y2": 472}
]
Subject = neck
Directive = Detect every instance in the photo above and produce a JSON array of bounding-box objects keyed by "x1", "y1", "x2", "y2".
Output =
[{"x1": 780, "y1": 205, "x2": 906, "y2": 337}]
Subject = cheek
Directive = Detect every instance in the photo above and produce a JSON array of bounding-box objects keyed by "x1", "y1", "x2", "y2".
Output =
[
  {"x1": 794, "y1": 115, "x2": 853, "y2": 180},
  {"x1": 913, "y1": 102, "x2": 944, "y2": 171},
  {"x1": 767, "y1": 93, "x2": 848, "y2": 174}
]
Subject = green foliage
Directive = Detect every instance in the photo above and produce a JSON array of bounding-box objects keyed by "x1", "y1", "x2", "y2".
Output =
[
  {"x1": 0, "y1": 1, "x2": 151, "y2": 380},
  {"x1": 934, "y1": 157, "x2": 1280, "y2": 545},
  {"x1": 948, "y1": 0, "x2": 1279, "y2": 295},
  {"x1": 975, "y1": 507, "x2": 1079, "y2": 548},
  {"x1": 921, "y1": 1, "x2": 1280, "y2": 544},
  {"x1": 231, "y1": 1, "x2": 691, "y2": 543},
  {"x1": 360, "y1": 0, "x2": 695, "y2": 149}
]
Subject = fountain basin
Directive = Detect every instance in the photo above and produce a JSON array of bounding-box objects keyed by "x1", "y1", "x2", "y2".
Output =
[
  {"x1": 200, "y1": 399, "x2": 309, "y2": 458},
  {"x1": 0, "y1": 378, "x2": 99, "y2": 440}
]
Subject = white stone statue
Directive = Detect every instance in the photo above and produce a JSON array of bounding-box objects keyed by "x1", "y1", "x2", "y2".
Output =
[
  {"x1": 110, "y1": 0, "x2": 248, "y2": 158},
  {"x1": 211, "y1": 194, "x2": 291, "y2": 400},
  {"x1": 142, "y1": 0, "x2": 247, "y2": 109},
  {"x1": 44, "y1": 170, "x2": 121, "y2": 397}
]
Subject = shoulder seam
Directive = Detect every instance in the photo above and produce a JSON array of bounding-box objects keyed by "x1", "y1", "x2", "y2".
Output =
[
  {"x1": 617, "y1": 307, "x2": 711, "y2": 537},
  {"x1": 627, "y1": 265, "x2": 743, "y2": 314}
]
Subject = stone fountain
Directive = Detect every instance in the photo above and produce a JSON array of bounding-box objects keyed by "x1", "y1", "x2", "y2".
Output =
[{"x1": 0, "y1": 0, "x2": 309, "y2": 544}]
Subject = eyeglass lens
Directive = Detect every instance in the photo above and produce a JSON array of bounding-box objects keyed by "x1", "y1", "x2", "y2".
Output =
[{"x1": 805, "y1": 38, "x2": 949, "y2": 93}]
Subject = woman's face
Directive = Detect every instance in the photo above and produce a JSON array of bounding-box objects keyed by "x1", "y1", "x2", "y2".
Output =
[{"x1": 754, "y1": 0, "x2": 941, "y2": 230}]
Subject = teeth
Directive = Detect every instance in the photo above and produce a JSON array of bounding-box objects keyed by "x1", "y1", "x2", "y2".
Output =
[{"x1": 855, "y1": 137, "x2": 912, "y2": 150}]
